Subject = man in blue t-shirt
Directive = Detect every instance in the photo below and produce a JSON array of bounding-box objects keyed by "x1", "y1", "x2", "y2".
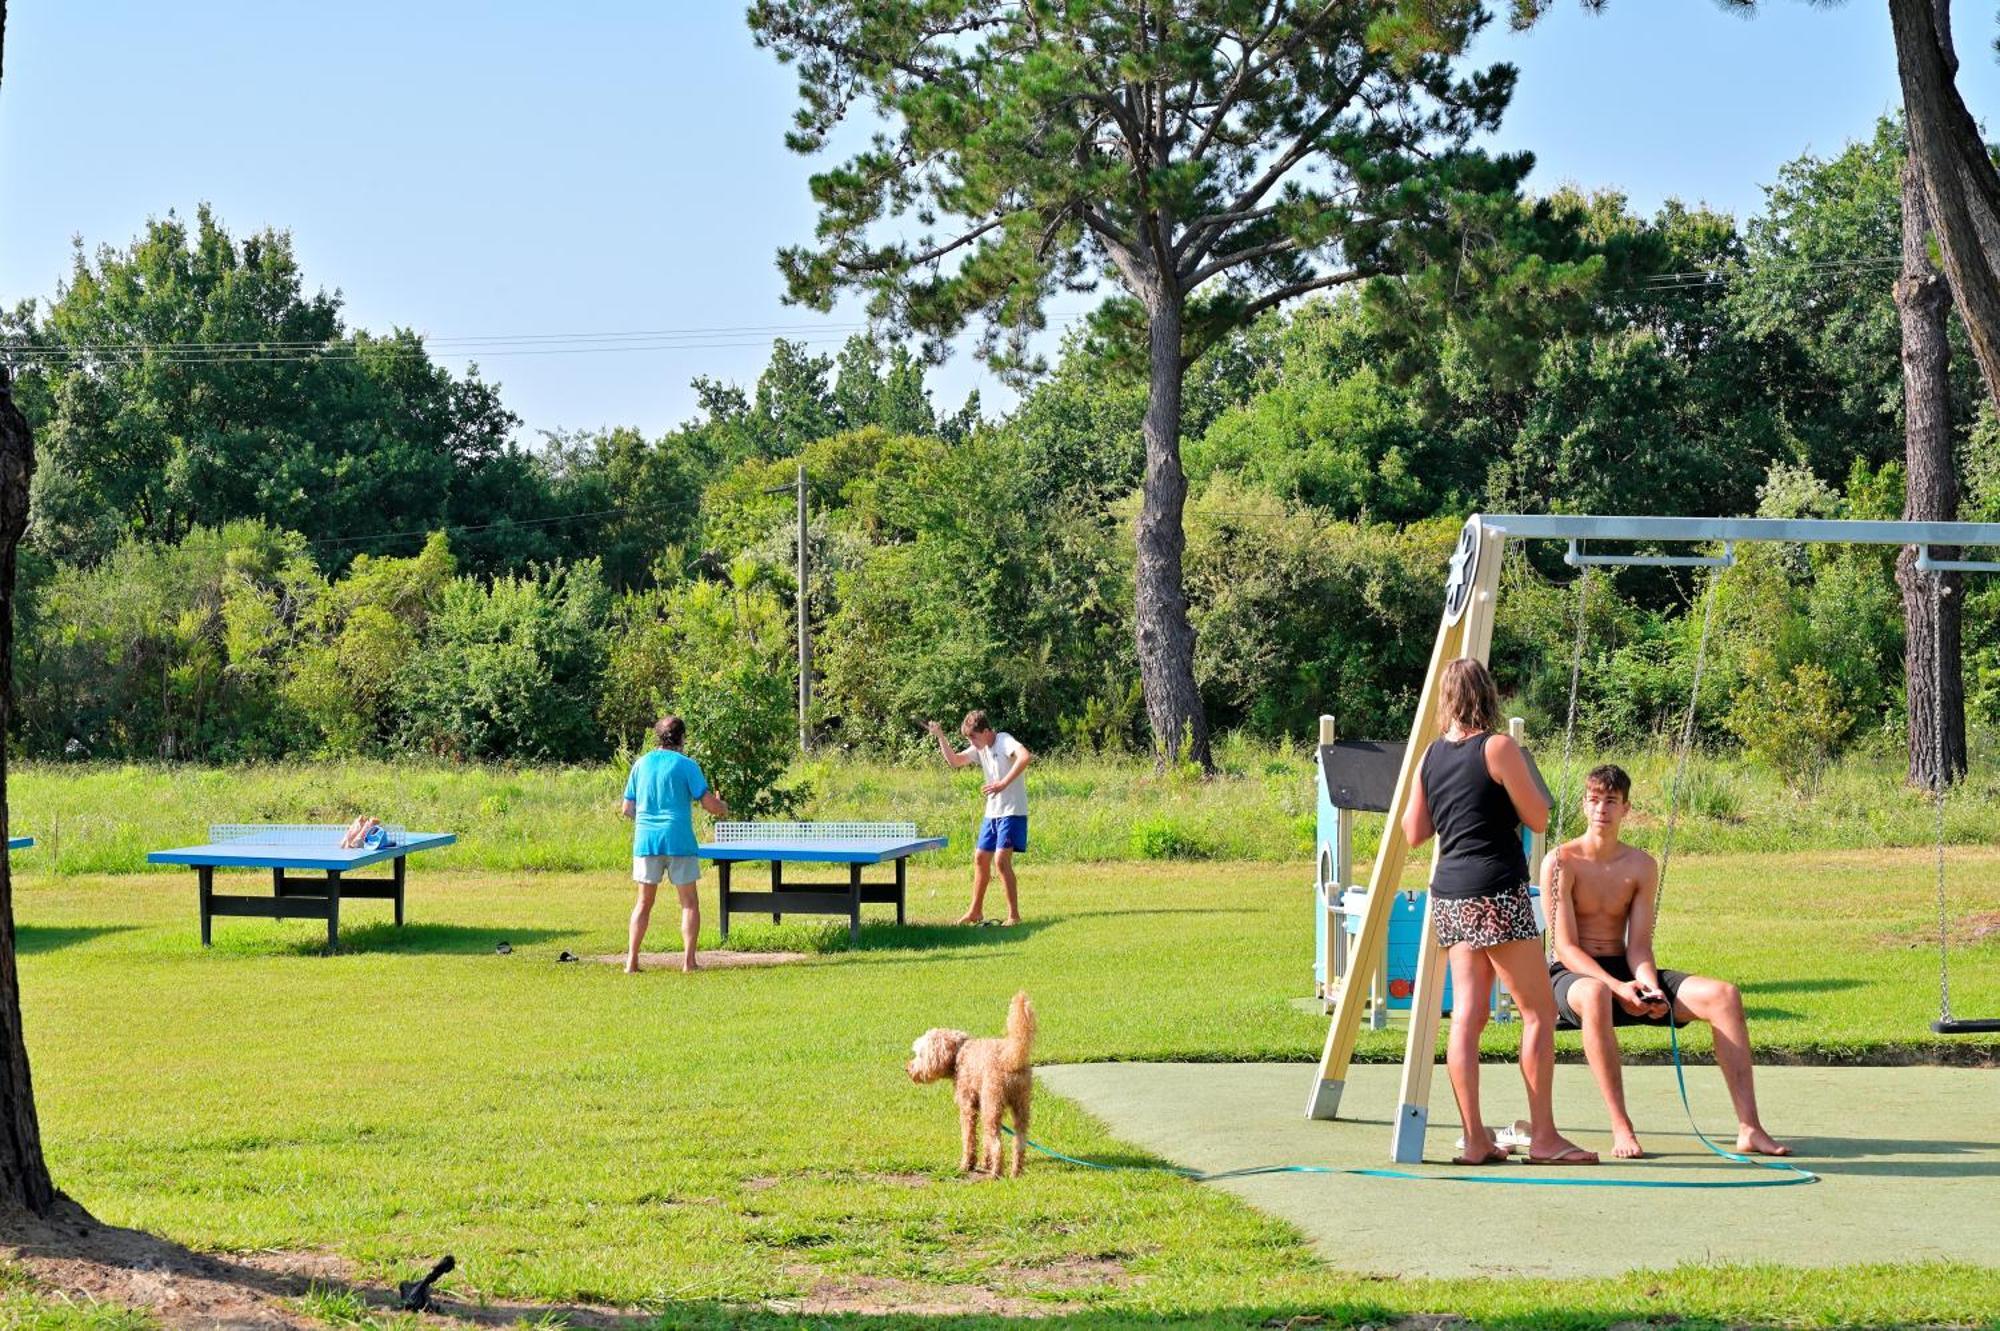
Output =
[{"x1": 620, "y1": 714, "x2": 728, "y2": 973}]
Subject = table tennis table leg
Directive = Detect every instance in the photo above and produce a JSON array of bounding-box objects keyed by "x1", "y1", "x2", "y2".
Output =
[
  {"x1": 848, "y1": 863, "x2": 861, "y2": 943},
  {"x1": 198, "y1": 865, "x2": 214, "y2": 947},
  {"x1": 718, "y1": 861, "x2": 732, "y2": 941},
  {"x1": 771, "y1": 859, "x2": 782, "y2": 925},
  {"x1": 895, "y1": 858, "x2": 906, "y2": 926},
  {"x1": 393, "y1": 854, "x2": 406, "y2": 927},
  {"x1": 325, "y1": 871, "x2": 342, "y2": 952}
]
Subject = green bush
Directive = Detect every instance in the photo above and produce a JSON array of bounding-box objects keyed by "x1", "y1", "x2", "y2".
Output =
[
  {"x1": 15, "y1": 520, "x2": 316, "y2": 761},
  {"x1": 657, "y1": 566, "x2": 807, "y2": 818},
  {"x1": 1183, "y1": 481, "x2": 1456, "y2": 742},
  {"x1": 1727, "y1": 655, "x2": 1853, "y2": 794},
  {"x1": 1128, "y1": 815, "x2": 1216, "y2": 861},
  {"x1": 285, "y1": 533, "x2": 455, "y2": 752},
  {"x1": 675, "y1": 662, "x2": 806, "y2": 819},
  {"x1": 396, "y1": 561, "x2": 611, "y2": 761}
]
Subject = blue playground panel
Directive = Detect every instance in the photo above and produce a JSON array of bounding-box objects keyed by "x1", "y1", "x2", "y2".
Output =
[
  {"x1": 148, "y1": 824, "x2": 455, "y2": 949},
  {"x1": 698, "y1": 821, "x2": 947, "y2": 941},
  {"x1": 1339, "y1": 886, "x2": 1545, "y2": 1016}
]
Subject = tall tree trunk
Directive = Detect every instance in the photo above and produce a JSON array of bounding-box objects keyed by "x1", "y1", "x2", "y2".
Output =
[
  {"x1": 1888, "y1": 0, "x2": 2000, "y2": 412},
  {"x1": 1134, "y1": 292, "x2": 1211, "y2": 770},
  {"x1": 1895, "y1": 160, "x2": 1968, "y2": 789},
  {"x1": 0, "y1": 373, "x2": 51, "y2": 1216},
  {"x1": 0, "y1": 3, "x2": 59, "y2": 1217}
]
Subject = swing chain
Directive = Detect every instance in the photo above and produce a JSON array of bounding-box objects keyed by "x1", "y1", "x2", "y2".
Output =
[
  {"x1": 1931, "y1": 569, "x2": 1955, "y2": 1026},
  {"x1": 1549, "y1": 568, "x2": 1595, "y2": 956},
  {"x1": 1657, "y1": 567, "x2": 1721, "y2": 914}
]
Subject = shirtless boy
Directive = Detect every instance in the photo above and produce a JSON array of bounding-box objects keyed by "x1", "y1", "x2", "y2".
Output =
[{"x1": 1542, "y1": 764, "x2": 1790, "y2": 1160}]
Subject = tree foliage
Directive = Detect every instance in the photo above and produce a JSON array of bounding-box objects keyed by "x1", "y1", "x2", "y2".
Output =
[
  {"x1": 750, "y1": 0, "x2": 1574, "y2": 767},
  {"x1": 0, "y1": 114, "x2": 1978, "y2": 778}
]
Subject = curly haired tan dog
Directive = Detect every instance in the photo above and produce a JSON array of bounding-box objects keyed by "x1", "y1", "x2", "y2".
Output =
[{"x1": 906, "y1": 991, "x2": 1036, "y2": 1176}]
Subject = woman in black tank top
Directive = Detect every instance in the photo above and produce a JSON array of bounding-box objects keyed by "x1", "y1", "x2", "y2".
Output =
[{"x1": 1402, "y1": 660, "x2": 1597, "y2": 1167}]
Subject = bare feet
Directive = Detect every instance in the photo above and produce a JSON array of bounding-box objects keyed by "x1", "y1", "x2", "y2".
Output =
[
  {"x1": 956, "y1": 912, "x2": 984, "y2": 926},
  {"x1": 1002, "y1": 915, "x2": 1022, "y2": 926},
  {"x1": 1524, "y1": 1135, "x2": 1599, "y2": 1166},
  {"x1": 1737, "y1": 1126, "x2": 1792, "y2": 1156},
  {"x1": 681, "y1": 958, "x2": 700, "y2": 973},
  {"x1": 624, "y1": 963, "x2": 641, "y2": 974},
  {"x1": 1611, "y1": 1126, "x2": 1646, "y2": 1159}
]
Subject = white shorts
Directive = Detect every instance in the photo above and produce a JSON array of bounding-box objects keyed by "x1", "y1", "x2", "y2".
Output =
[{"x1": 634, "y1": 855, "x2": 700, "y2": 888}]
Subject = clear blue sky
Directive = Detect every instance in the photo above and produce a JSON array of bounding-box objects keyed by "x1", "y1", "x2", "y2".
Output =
[{"x1": 3, "y1": 1, "x2": 1994, "y2": 442}]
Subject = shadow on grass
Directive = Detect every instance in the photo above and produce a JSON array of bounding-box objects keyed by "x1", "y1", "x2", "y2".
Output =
[
  {"x1": 722, "y1": 919, "x2": 1056, "y2": 958},
  {"x1": 849, "y1": 920, "x2": 1053, "y2": 952},
  {"x1": 1743, "y1": 977, "x2": 1867, "y2": 996},
  {"x1": 1743, "y1": 1005, "x2": 1803, "y2": 1021},
  {"x1": 277, "y1": 923, "x2": 571, "y2": 957},
  {"x1": 15, "y1": 924, "x2": 136, "y2": 954}
]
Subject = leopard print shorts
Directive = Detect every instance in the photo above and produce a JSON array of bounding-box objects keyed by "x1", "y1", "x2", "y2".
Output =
[{"x1": 1431, "y1": 883, "x2": 1539, "y2": 950}]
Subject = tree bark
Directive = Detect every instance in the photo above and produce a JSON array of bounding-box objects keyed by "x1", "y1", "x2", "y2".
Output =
[
  {"x1": 1133, "y1": 290, "x2": 1211, "y2": 770},
  {"x1": 0, "y1": 370, "x2": 53, "y2": 1216},
  {"x1": 0, "y1": 0, "x2": 56, "y2": 1217},
  {"x1": 1887, "y1": 0, "x2": 2000, "y2": 412},
  {"x1": 1894, "y1": 159, "x2": 1968, "y2": 789}
]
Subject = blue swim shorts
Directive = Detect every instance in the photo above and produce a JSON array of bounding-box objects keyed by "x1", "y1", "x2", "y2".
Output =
[{"x1": 975, "y1": 815, "x2": 1029, "y2": 853}]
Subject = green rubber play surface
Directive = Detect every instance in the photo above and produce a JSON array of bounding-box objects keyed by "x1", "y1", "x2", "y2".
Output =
[{"x1": 1039, "y1": 1060, "x2": 2000, "y2": 1278}]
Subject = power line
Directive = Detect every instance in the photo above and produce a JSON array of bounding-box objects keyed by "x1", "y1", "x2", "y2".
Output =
[
  {"x1": 1612, "y1": 253, "x2": 1903, "y2": 294},
  {"x1": 302, "y1": 496, "x2": 696, "y2": 553},
  {"x1": 0, "y1": 313, "x2": 1094, "y2": 367},
  {"x1": 3, "y1": 318, "x2": 887, "y2": 353}
]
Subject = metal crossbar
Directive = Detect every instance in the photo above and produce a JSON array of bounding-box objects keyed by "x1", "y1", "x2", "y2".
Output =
[
  {"x1": 1565, "y1": 538, "x2": 1736, "y2": 570},
  {"x1": 1484, "y1": 514, "x2": 2000, "y2": 547},
  {"x1": 208, "y1": 824, "x2": 408, "y2": 847},
  {"x1": 1916, "y1": 545, "x2": 2000, "y2": 574},
  {"x1": 713, "y1": 821, "x2": 917, "y2": 843}
]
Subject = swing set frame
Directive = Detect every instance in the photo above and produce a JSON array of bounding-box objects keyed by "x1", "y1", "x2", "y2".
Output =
[{"x1": 1308, "y1": 513, "x2": 2000, "y2": 1164}]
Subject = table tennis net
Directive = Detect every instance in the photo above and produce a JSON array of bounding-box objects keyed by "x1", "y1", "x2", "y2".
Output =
[
  {"x1": 712, "y1": 821, "x2": 917, "y2": 843},
  {"x1": 208, "y1": 824, "x2": 407, "y2": 847}
]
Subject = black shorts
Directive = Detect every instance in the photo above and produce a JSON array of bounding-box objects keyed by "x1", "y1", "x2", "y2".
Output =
[{"x1": 1550, "y1": 954, "x2": 1693, "y2": 1028}]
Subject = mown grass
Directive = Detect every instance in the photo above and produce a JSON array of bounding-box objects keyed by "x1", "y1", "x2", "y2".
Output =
[
  {"x1": 15, "y1": 824, "x2": 2000, "y2": 1326},
  {"x1": 13, "y1": 735, "x2": 2000, "y2": 877}
]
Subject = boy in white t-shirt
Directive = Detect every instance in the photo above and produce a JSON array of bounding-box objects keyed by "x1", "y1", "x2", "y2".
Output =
[{"x1": 926, "y1": 709, "x2": 1032, "y2": 926}]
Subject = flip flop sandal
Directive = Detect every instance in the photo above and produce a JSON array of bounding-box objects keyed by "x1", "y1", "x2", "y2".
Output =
[
  {"x1": 556, "y1": 950, "x2": 580, "y2": 963},
  {"x1": 1455, "y1": 1120, "x2": 1533, "y2": 1153},
  {"x1": 1449, "y1": 1146, "x2": 1512, "y2": 1166},
  {"x1": 1523, "y1": 1146, "x2": 1599, "y2": 1166},
  {"x1": 494, "y1": 941, "x2": 512, "y2": 955}
]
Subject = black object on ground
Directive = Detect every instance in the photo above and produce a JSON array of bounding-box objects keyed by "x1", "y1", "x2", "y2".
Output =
[
  {"x1": 397, "y1": 1254, "x2": 455, "y2": 1312},
  {"x1": 495, "y1": 941, "x2": 512, "y2": 955},
  {"x1": 557, "y1": 949, "x2": 580, "y2": 963},
  {"x1": 1933, "y1": 1017, "x2": 2000, "y2": 1034}
]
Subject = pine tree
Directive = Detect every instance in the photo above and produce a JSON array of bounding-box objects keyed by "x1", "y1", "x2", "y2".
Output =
[{"x1": 750, "y1": 0, "x2": 1532, "y2": 766}]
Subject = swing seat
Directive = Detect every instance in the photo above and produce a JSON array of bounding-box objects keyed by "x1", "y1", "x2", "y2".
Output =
[{"x1": 1931, "y1": 1017, "x2": 2000, "y2": 1035}]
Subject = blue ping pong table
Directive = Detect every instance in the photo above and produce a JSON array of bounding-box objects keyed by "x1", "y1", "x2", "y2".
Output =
[
  {"x1": 148, "y1": 824, "x2": 455, "y2": 950},
  {"x1": 698, "y1": 822, "x2": 947, "y2": 942}
]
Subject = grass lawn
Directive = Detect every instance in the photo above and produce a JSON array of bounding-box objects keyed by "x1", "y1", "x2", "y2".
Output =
[
  {"x1": 18, "y1": 737, "x2": 2000, "y2": 876},
  {"x1": 15, "y1": 842, "x2": 2000, "y2": 1327}
]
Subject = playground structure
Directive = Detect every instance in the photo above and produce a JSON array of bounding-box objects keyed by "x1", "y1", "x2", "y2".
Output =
[
  {"x1": 1308, "y1": 513, "x2": 2000, "y2": 1163},
  {"x1": 1312, "y1": 718, "x2": 1546, "y2": 1025}
]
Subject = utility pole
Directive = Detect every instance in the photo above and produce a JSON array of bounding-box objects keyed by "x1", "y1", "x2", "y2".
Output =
[
  {"x1": 766, "y1": 465, "x2": 811, "y2": 752},
  {"x1": 795, "y1": 463, "x2": 811, "y2": 753}
]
